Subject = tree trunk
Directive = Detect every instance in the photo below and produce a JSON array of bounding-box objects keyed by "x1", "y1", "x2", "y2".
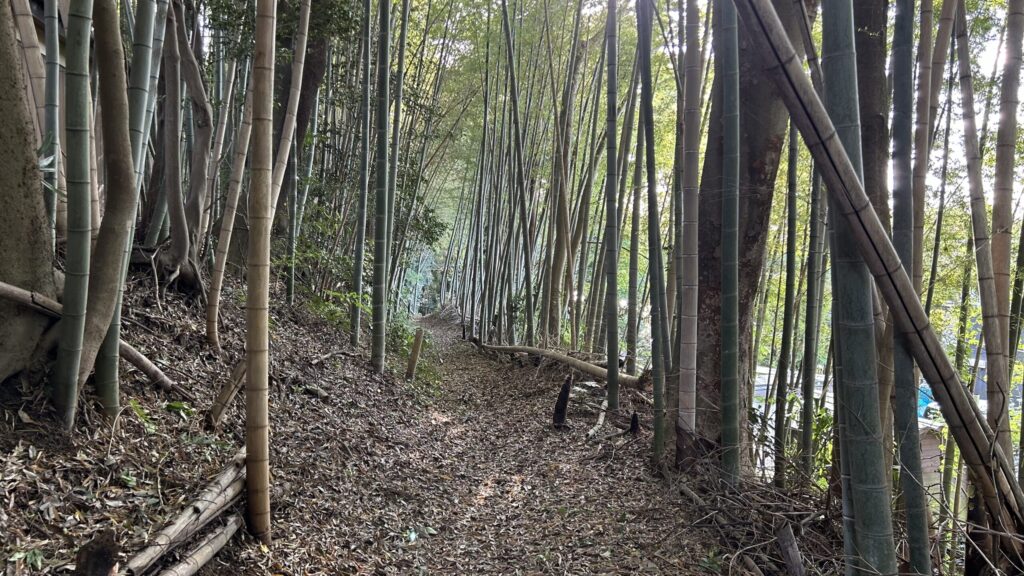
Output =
[
  {"x1": 0, "y1": 0, "x2": 57, "y2": 384},
  {"x1": 695, "y1": 0, "x2": 809, "y2": 446}
]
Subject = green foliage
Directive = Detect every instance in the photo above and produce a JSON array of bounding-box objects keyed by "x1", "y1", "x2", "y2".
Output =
[
  {"x1": 306, "y1": 291, "x2": 367, "y2": 327},
  {"x1": 129, "y1": 398, "x2": 156, "y2": 434},
  {"x1": 8, "y1": 549, "x2": 44, "y2": 571},
  {"x1": 164, "y1": 401, "x2": 195, "y2": 420}
]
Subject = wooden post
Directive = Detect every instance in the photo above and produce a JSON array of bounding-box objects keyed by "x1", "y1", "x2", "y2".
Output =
[{"x1": 406, "y1": 328, "x2": 424, "y2": 380}]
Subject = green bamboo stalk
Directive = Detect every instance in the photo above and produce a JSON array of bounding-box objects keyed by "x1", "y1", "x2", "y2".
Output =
[
  {"x1": 677, "y1": 0, "x2": 701, "y2": 466},
  {"x1": 773, "y1": 121, "x2": 798, "y2": 490},
  {"x1": 385, "y1": 0, "x2": 411, "y2": 298},
  {"x1": 891, "y1": 0, "x2": 931, "y2": 572},
  {"x1": 625, "y1": 125, "x2": 642, "y2": 377},
  {"x1": 603, "y1": 0, "x2": 619, "y2": 411},
  {"x1": 822, "y1": 0, "x2": 897, "y2": 570},
  {"x1": 53, "y1": 0, "x2": 94, "y2": 430},
  {"x1": 718, "y1": 0, "x2": 739, "y2": 484},
  {"x1": 352, "y1": 0, "x2": 371, "y2": 347},
  {"x1": 370, "y1": 0, "x2": 392, "y2": 373},
  {"x1": 799, "y1": 166, "x2": 822, "y2": 475}
]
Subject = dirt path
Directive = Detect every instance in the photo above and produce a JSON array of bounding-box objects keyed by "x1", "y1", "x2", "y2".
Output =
[
  {"x1": 213, "y1": 314, "x2": 709, "y2": 575},
  {"x1": 2, "y1": 287, "x2": 714, "y2": 576},
  {"x1": 347, "y1": 317, "x2": 708, "y2": 575}
]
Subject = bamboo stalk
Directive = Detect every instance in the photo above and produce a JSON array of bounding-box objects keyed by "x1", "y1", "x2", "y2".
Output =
[
  {"x1": 125, "y1": 450, "x2": 245, "y2": 575},
  {"x1": 472, "y1": 340, "x2": 643, "y2": 388},
  {"x1": 733, "y1": 0, "x2": 1024, "y2": 536},
  {"x1": 206, "y1": 360, "x2": 247, "y2": 429},
  {"x1": 155, "y1": 515, "x2": 241, "y2": 576}
]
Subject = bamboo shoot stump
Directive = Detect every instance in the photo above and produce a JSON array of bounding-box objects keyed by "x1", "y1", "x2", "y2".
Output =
[{"x1": 406, "y1": 328, "x2": 424, "y2": 380}]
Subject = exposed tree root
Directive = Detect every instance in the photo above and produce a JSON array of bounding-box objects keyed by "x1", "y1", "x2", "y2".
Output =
[{"x1": 0, "y1": 280, "x2": 187, "y2": 399}]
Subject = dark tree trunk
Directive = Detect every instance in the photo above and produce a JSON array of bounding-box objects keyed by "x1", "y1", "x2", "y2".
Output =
[{"x1": 696, "y1": 0, "x2": 813, "y2": 444}]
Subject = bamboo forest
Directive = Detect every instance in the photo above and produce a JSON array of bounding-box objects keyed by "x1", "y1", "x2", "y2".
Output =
[{"x1": 3, "y1": 0, "x2": 1024, "y2": 574}]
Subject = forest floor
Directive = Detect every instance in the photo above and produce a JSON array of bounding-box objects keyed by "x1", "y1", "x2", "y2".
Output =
[{"x1": 2, "y1": 276, "x2": 772, "y2": 575}]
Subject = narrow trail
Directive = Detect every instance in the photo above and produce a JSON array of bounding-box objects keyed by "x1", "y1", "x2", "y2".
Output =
[
  {"x1": 215, "y1": 315, "x2": 710, "y2": 575},
  {"x1": 2, "y1": 284, "x2": 712, "y2": 575},
  {"x1": 336, "y1": 316, "x2": 708, "y2": 574}
]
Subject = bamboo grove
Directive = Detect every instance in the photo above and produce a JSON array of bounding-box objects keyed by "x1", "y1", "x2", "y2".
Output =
[{"x1": 1, "y1": 0, "x2": 1024, "y2": 572}]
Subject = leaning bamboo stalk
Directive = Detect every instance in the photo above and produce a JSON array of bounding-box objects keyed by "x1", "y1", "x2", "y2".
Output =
[
  {"x1": 124, "y1": 450, "x2": 245, "y2": 575},
  {"x1": 473, "y1": 340, "x2": 643, "y2": 388},
  {"x1": 206, "y1": 85, "x2": 254, "y2": 352},
  {"x1": 733, "y1": 0, "x2": 1024, "y2": 533},
  {"x1": 206, "y1": 359, "x2": 247, "y2": 429},
  {"x1": 269, "y1": 0, "x2": 311, "y2": 212},
  {"x1": 156, "y1": 515, "x2": 242, "y2": 576},
  {"x1": 0, "y1": 279, "x2": 188, "y2": 401}
]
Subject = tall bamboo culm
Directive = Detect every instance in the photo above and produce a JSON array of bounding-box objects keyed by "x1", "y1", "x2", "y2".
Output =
[
  {"x1": 247, "y1": 0, "x2": 277, "y2": 544},
  {"x1": 53, "y1": 0, "x2": 94, "y2": 430},
  {"x1": 821, "y1": 0, "x2": 897, "y2": 571},
  {"x1": 890, "y1": 0, "x2": 931, "y2": 572},
  {"x1": 351, "y1": 0, "x2": 372, "y2": 347},
  {"x1": 603, "y1": 0, "x2": 620, "y2": 411},
  {"x1": 717, "y1": 0, "x2": 740, "y2": 485},
  {"x1": 371, "y1": 0, "x2": 392, "y2": 372}
]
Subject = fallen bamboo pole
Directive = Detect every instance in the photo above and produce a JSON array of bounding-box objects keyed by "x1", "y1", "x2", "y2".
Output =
[
  {"x1": 0, "y1": 281, "x2": 187, "y2": 399},
  {"x1": 124, "y1": 449, "x2": 246, "y2": 575},
  {"x1": 155, "y1": 515, "x2": 242, "y2": 576},
  {"x1": 733, "y1": 0, "x2": 1023, "y2": 535},
  {"x1": 472, "y1": 339, "x2": 643, "y2": 388}
]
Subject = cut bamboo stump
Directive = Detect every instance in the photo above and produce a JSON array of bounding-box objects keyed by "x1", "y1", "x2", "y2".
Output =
[
  {"x1": 775, "y1": 522, "x2": 805, "y2": 576},
  {"x1": 124, "y1": 449, "x2": 246, "y2": 575},
  {"x1": 586, "y1": 399, "x2": 609, "y2": 440},
  {"x1": 155, "y1": 515, "x2": 242, "y2": 576},
  {"x1": 406, "y1": 328, "x2": 424, "y2": 380}
]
